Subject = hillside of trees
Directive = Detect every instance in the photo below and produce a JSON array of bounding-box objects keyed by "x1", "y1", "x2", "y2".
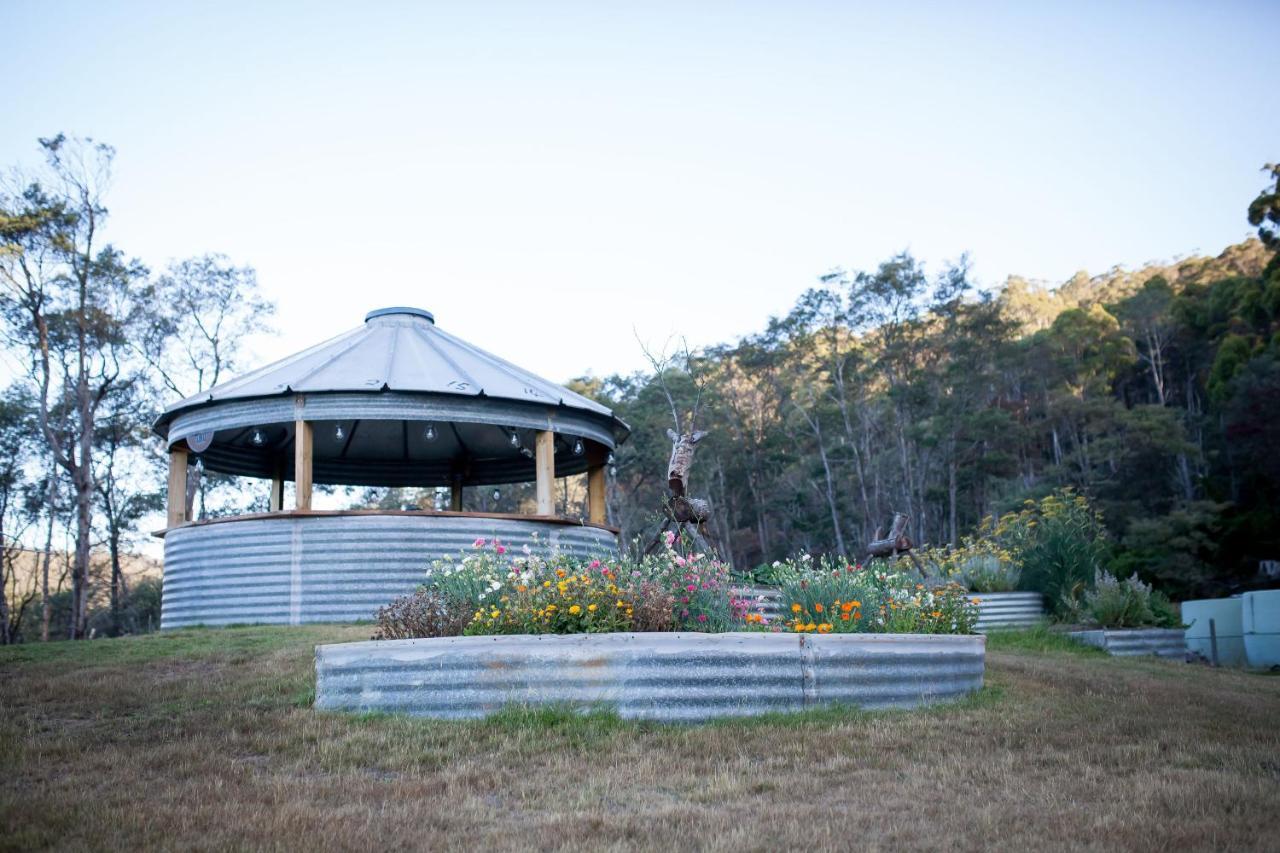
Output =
[
  {"x1": 3, "y1": 131, "x2": 1277, "y2": 644},
  {"x1": 588, "y1": 169, "x2": 1280, "y2": 600}
]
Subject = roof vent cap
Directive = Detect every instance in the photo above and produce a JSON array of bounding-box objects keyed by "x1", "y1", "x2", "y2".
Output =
[{"x1": 365, "y1": 307, "x2": 434, "y2": 324}]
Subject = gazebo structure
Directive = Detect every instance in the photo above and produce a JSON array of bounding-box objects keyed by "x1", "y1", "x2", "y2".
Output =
[{"x1": 154, "y1": 307, "x2": 628, "y2": 629}]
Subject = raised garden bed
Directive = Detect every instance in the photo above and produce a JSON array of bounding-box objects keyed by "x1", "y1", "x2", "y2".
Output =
[
  {"x1": 968, "y1": 592, "x2": 1045, "y2": 631},
  {"x1": 314, "y1": 631, "x2": 986, "y2": 722},
  {"x1": 1068, "y1": 628, "x2": 1185, "y2": 658}
]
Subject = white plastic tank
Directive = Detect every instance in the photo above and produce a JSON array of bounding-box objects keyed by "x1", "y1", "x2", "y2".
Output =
[
  {"x1": 1242, "y1": 590, "x2": 1280, "y2": 669},
  {"x1": 1182, "y1": 597, "x2": 1245, "y2": 666}
]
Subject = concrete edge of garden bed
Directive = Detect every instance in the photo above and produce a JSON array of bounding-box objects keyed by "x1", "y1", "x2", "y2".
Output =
[{"x1": 314, "y1": 631, "x2": 987, "y2": 722}]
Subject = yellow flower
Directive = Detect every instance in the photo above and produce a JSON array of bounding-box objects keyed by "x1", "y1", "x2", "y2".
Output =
[
  {"x1": 791, "y1": 603, "x2": 802, "y2": 613},
  {"x1": 587, "y1": 604, "x2": 597, "y2": 612},
  {"x1": 543, "y1": 580, "x2": 552, "y2": 588},
  {"x1": 569, "y1": 605, "x2": 581, "y2": 615},
  {"x1": 817, "y1": 623, "x2": 832, "y2": 634},
  {"x1": 489, "y1": 610, "x2": 500, "y2": 618}
]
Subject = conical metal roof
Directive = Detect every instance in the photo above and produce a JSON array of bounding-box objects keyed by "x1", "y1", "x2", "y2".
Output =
[
  {"x1": 160, "y1": 307, "x2": 614, "y2": 419},
  {"x1": 153, "y1": 308, "x2": 627, "y2": 487}
]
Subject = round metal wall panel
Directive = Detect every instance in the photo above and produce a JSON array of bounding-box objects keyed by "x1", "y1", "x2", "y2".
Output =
[{"x1": 161, "y1": 514, "x2": 619, "y2": 629}]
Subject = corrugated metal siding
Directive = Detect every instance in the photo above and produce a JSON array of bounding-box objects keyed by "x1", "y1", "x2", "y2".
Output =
[
  {"x1": 314, "y1": 632, "x2": 985, "y2": 721},
  {"x1": 162, "y1": 515, "x2": 618, "y2": 629},
  {"x1": 970, "y1": 592, "x2": 1046, "y2": 630},
  {"x1": 1069, "y1": 629, "x2": 1186, "y2": 658},
  {"x1": 731, "y1": 585, "x2": 785, "y2": 622}
]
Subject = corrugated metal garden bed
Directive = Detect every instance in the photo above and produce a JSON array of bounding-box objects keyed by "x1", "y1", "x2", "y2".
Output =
[{"x1": 314, "y1": 631, "x2": 986, "y2": 722}]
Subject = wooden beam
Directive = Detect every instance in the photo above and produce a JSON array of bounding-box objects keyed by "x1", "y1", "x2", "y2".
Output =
[
  {"x1": 269, "y1": 469, "x2": 284, "y2": 512},
  {"x1": 535, "y1": 430, "x2": 555, "y2": 515},
  {"x1": 166, "y1": 446, "x2": 189, "y2": 528},
  {"x1": 587, "y1": 465, "x2": 607, "y2": 525},
  {"x1": 450, "y1": 474, "x2": 464, "y2": 512},
  {"x1": 294, "y1": 419, "x2": 313, "y2": 510}
]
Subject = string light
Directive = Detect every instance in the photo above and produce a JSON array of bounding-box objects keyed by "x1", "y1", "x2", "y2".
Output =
[
  {"x1": 333, "y1": 424, "x2": 345, "y2": 442},
  {"x1": 572, "y1": 438, "x2": 584, "y2": 456},
  {"x1": 250, "y1": 428, "x2": 266, "y2": 446},
  {"x1": 423, "y1": 423, "x2": 438, "y2": 442},
  {"x1": 508, "y1": 429, "x2": 521, "y2": 448},
  {"x1": 492, "y1": 488, "x2": 501, "y2": 501}
]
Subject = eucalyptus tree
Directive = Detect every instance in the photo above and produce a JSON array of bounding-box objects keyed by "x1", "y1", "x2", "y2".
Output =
[{"x1": 0, "y1": 134, "x2": 151, "y2": 638}]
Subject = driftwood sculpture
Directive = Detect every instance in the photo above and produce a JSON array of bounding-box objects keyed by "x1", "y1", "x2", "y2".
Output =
[
  {"x1": 863, "y1": 511, "x2": 924, "y2": 572},
  {"x1": 644, "y1": 428, "x2": 717, "y2": 555}
]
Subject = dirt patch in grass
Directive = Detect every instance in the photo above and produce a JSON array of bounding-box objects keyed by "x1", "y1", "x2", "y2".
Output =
[{"x1": 2, "y1": 626, "x2": 1278, "y2": 851}]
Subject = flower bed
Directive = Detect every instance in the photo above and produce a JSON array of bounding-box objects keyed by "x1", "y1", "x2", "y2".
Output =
[
  {"x1": 315, "y1": 631, "x2": 986, "y2": 721},
  {"x1": 330, "y1": 539, "x2": 985, "y2": 722}
]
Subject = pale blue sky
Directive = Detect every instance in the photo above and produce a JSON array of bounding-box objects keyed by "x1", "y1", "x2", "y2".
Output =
[{"x1": 3, "y1": 1, "x2": 1277, "y2": 384}]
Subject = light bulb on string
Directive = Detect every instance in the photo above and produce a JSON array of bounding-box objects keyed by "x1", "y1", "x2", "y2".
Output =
[
  {"x1": 520, "y1": 447, "x2": 533, "y2": 459},
  {"x1": 250, "y1": 428, "x2": 266, "y2": 447},
  {"x1": 508, "y1": 430, "x2": 521, "y2": 448},
  {"x1": 194, "y1": 457, "x2": 204, "y2": 474},
  {"x1": 572, "y1": 438, "x2": 584, "y2": 456},
  {"x1": 609, "y1": 466, "x2": 617, "y2": 477},
  {"x1": 423, "y1": 423, "x2": 438, "y2": 442},
  {"x1": 492, "y1": 488, "x2": 501, "y2": 501},
  {"x1": 333, "y1": 424, "x2": 345, "y2": 442}
]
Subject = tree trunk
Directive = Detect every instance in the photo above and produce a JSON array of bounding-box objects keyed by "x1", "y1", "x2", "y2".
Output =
[{"x1": 948, "y1": 457, "x2": 958, "y2": 548}]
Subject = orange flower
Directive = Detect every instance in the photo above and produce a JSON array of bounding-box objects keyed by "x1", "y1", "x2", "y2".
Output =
[
  {"x1": 840, "y1": 601, "x2": 854, "y2": 613},
  {"x1": 840, "y1": 613, "x2": 850, "y2": 621},
  {"x1": 814, "y1": 603, "x2": 825, "y2": 613},
  {"x1": 791, "y1": 603, "x2": 802, "y2": 613},
  {"x1": 817, "y1": 623, "x2": 833, "y2": 634}
]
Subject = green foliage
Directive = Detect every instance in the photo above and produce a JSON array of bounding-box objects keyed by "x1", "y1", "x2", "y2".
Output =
[
  {"x1": 766, "y1": 555, "x2": 978, "y2": 635},
  {"x1": 992, "y1": 490, "x2": 1109, "y2": 615},
  {"x1": 1071, "y1": 570, "x2": 1182, "y2": 629}
]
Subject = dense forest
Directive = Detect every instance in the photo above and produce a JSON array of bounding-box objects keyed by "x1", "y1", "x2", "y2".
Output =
[
  {"x1": 590, "y1": 166, "x2": 1280, "y2": 601},
  {"x1": 2, "y1": 132, "x2": 1277, "y2": 643}
]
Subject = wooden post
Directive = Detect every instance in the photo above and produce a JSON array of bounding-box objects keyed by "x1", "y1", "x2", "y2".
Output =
[
  {"x1": 166, "y1": 445, "x2": 189, "y2": 528},
  {"x1": 587, "y1": 465, "x2": 607, "y2": 525},
  {"x1": 294, "y1": 419, "x2": 313, "y2": 510},
  {"x1": 535, "y1": 430, "x2": 555, "y2": 516},
  {"x1": 450, "y1": 474, "x2": 463, "y2": 512},
  {"x1": 269, "y1": 467, "x2": 284, "y2": 512}
]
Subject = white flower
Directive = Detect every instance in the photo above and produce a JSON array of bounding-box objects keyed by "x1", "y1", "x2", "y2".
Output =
[
  {"x1": 489, "y1": 580, "x2": 502, "y2": 591},
  {"x1": 522, "y1": 544, "x2": 532, "y2": 555}
]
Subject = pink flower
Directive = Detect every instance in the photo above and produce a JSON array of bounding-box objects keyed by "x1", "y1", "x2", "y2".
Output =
[
  {"x1": 686, "y1": 584, "x2": 696, "y2": 592},
  {"x1": 495, "y1": 545, "x2": 506, "y2": 555},
  {"x1": 674, "y1": 556, "x2": 686, "y2": 567},
  {"x1": 680, "y1": 609, "x2": 690, "y2": 618},
  {"x1": 663, "y1": 531, "x2": 676, "y2": 546},
  {"x1": 680, "y1": 596, "x2": 689, "y2": 604},
  {"x1": 697, "y1": 614, "x2": 708, "y2": 623},
  {"x1": 589, "y1": 559, "x2": 601, "y2": 569},
  {"x1": 473, "y1": 538, "x2": 486, "y2": 548}
]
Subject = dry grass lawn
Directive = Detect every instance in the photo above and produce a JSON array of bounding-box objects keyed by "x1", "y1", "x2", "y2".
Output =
[{"x1": 2, "y1": 625, "x2": 1278, "y2": 851}]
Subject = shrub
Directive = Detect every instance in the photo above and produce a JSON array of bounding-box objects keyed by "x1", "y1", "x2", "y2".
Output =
[
  {"x1": 994, "y1": 489, "x2": 1109, "y2": 615},
  {"x1": 916, "y1": 537, "x2": 1020, "y2": 593},
  {"x1": 373, "y1": 588, "x2": 471, "y2": 640},
  {"x1": 1075, "y1": 570, "x2": 1182, "y2": 629}
]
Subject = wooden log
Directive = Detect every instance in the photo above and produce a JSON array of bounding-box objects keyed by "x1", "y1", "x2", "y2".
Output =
[
  {"x1": 670, "y1": 495, "x2": 711, "y2": 525},
  {"x1": 864, "y1": 512, "x2": 912, "y2": 558},
  {"x1": 294, "y1": 419, "x2": 313, "y2": 511},
  {"x1": 535, "y1": 430, "x2": 555, "y2": 515},
  {"x1": 587, "y1": 465, "x2": 607, "y2": 525},
  {"x1": 450, "y1": 475, "x2": 463, "y2": 512},
  {"x1": 166, "y1": 445, "x2": 189, "y2": 528},
  {"x1": 665, "y1": 428, "x2": 707, "y2": 497}
]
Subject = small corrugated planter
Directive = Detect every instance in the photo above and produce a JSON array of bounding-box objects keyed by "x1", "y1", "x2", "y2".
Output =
[
  {"x1": 314, "y1": 631, "x2": 986, "y2": 722},
  {"x1": 968, "y1": 592, "x2": 1046, "y2": 631},
  {"x1": 1068, "y1": 628, "x2": 1185, "y2": 658}
]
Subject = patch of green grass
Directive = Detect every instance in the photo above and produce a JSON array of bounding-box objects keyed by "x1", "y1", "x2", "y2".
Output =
[{"x1": 984, "y1": 624, "x2": 1107, "y2": 656}]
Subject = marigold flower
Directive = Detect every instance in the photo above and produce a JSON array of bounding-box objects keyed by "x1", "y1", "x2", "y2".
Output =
[
  {"x1": 840, "y1": 614, "x2": 850, "y2": 621},
  {"x1": 569, "y1": 605, "x2": 581, "y2": 615},
  {"x1": 814, "y1": 603, "x2": 824, "y2": 613},
  {"x1": 817, "y1": 623, "x2": 832, "y2": 634},
  {"x1": 587, "y1": 604, "x2": 597, "y2": 612},
  {"x1": 791, "y1": 603, "x2": 802, "y2": 613}
]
